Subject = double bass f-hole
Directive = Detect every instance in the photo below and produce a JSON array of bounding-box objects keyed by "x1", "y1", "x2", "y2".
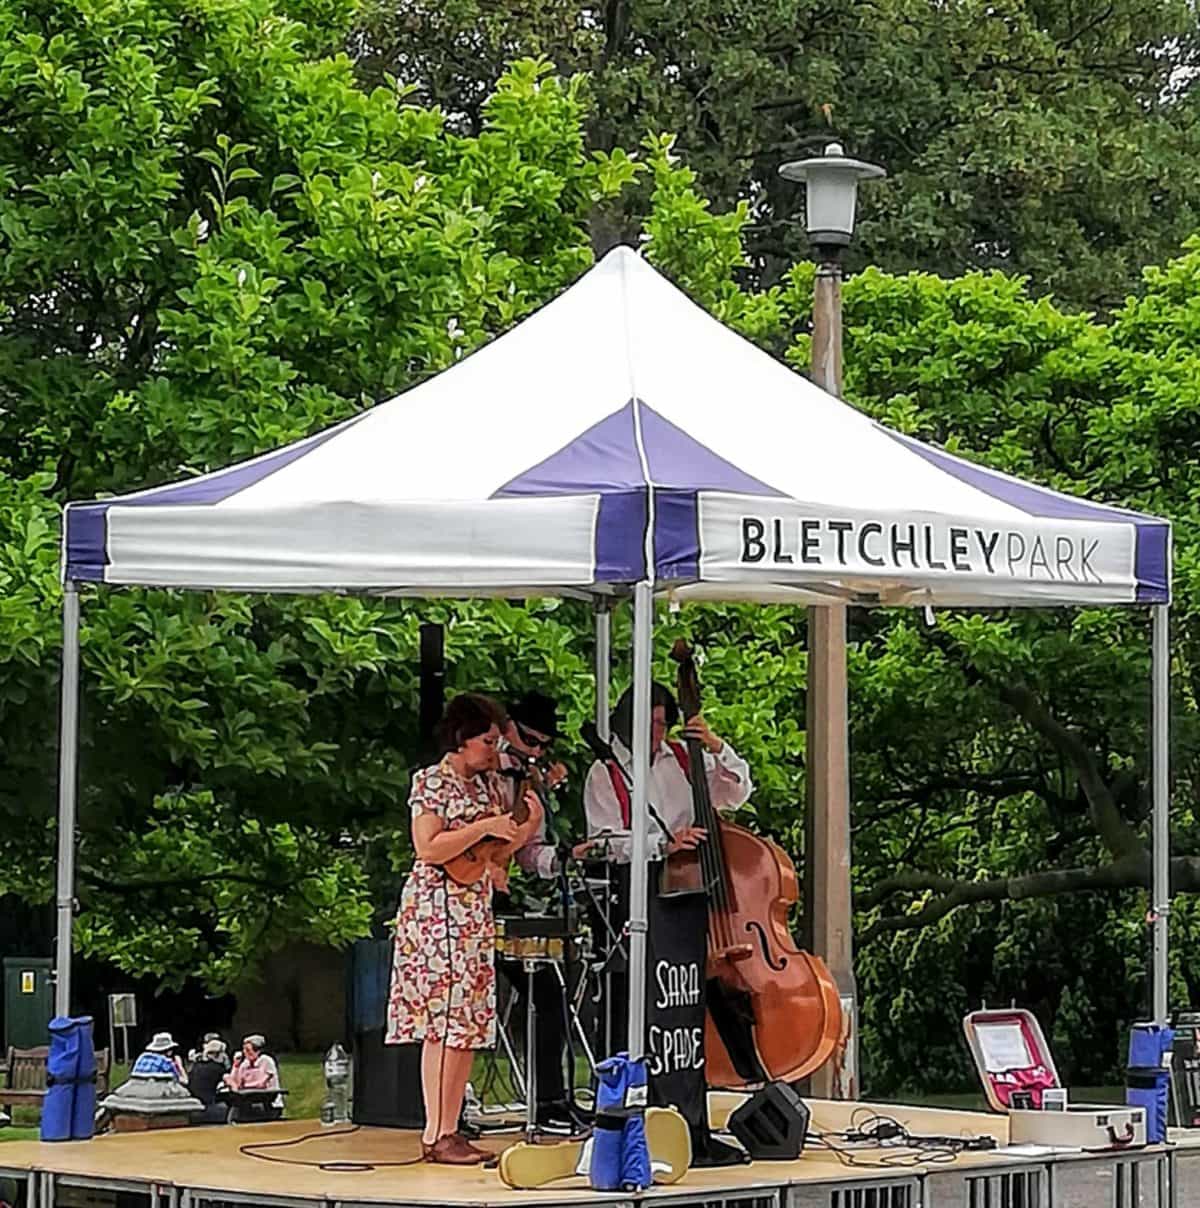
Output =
[{"x1": 745, "y1": 920, "x2": 788, "y2": 971}]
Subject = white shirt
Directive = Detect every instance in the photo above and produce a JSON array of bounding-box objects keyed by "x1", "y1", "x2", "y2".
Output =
[{"x1": 582, "y1": 736, "x2": 752, "y2": 863}]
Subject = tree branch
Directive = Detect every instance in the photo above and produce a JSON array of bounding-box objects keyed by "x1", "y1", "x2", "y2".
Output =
[
  {"x1": 924, "y1": 628, "x2": 1144, "y2": 863},
  {"x1": 992, "y1": 681, "x2": 1143, "y2": 861},
  {"x1": 856, "y1": 851, "x2": 1200, "y2": 943},
  {"x1": 859, "y1": 860, "x2": 1136, "y2": 940}
]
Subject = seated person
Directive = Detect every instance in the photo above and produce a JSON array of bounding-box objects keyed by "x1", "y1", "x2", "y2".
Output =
[
  {"x1": 188, "y1": 1037, "x2": 231, "y2": 1124},
  {"x1": 131, "y1": 1032, "x2": 185, "y2": 1081},
  {"x1": 224, "y1": 1034, "x2": 280, "y2": 1091},
  {"x1": 223, "y1": 1034, "x2": 284, "y2": 1122},
  {"x1": 188, "y1": 1032, "x2": 230, "y2": 1073}
]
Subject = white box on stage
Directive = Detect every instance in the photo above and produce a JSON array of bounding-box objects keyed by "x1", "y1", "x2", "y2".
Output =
[
  {"x1": 963, "y1": 1007, "x2": 1147, "y2": 1152},
  {"x1": 1009, "y1": 1103, "x2": 1146, "y2": 1148}
]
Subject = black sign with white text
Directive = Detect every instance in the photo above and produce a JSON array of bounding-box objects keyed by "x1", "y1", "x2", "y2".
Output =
[{"x1": 645, "y1": 887, "x2": 708, "y2": 1130}]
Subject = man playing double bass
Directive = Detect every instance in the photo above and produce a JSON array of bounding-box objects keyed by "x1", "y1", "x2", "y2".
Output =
[
  {"x1": 582, "y1": 680, "x2": 752, "y2": 1166},
  {"x1": 582, "y1": 682, "x2": 752, "y2": 864}
]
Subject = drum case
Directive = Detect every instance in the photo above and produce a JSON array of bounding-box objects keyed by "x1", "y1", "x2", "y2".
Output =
[{"x1": 962, "y1": 1008, "x2": 1147, "y2": 1150}]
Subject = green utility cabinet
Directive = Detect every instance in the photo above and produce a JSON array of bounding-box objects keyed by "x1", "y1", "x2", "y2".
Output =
[{"x1": 3, "y1": 957, "x2": 52, "y2": 1049}]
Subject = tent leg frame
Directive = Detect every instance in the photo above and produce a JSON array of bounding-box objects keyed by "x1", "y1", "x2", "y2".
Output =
[
  {"x1": 595, "y1": 600, "x2": 612, "y2": 741},
  {"x1": 55, "y1": 581, "x2": 82, "y2": 1018},
  {"x1": 1152, "y1": 603, "x2": 1170, "y2": 1026},
  {"x1": 626, "y1": 581, "x2": 654, "y2": 1057}
]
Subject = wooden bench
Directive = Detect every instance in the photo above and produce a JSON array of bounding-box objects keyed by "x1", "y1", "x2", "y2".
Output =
[{"x1": 0, "y1": 1045, "x2": 111, "y2": 1109}]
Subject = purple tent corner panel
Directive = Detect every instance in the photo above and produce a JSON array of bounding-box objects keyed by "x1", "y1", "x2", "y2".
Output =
[
  {"x1": 639, "y1": 404, "x2": 783, "y2": 582},
  {"x1": 638, "y1": 404, "x2": 784, "y2": 496},
  {"x1": 64, "y1": 503, "x2": 109, "y2": 582},
  {"x1": 887, "y1": 428, "x2": 1171, "y2": 603},
  {"x1": 122, "y1": 413, "x2": 363, "y2": 508},
  {"x1": 1135, "y1": 525, "x2": 1170, "y2": 602},
  {"x1": 494, "y1": 402, "x2": 645, "y2": 497},
  {"x1": 654, "y1": 490, "x2": 703, "y2": 581},
  {"x1": 63, "y1": 413, "x2": 365, "y2": 584}
]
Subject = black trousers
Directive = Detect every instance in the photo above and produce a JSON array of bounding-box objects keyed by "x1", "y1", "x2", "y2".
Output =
[{"x1": 496, "y1": 958, "x2": 569, "y2": 1105}]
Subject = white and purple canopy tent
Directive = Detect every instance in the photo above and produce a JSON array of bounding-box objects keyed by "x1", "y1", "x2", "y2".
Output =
[{"x1": 59, "y1": 246, "x2": 1172, "y2": 1049}]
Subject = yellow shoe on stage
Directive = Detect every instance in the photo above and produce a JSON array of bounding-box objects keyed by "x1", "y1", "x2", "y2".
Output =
[{"x1": 498, "y1": 1107, "x2": 692, "y2": 1189}]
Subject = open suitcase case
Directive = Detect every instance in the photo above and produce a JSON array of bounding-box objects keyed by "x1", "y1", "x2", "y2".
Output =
[{"x1": 963, "y1": 1008, "x2": 1146, "y2": 1149}]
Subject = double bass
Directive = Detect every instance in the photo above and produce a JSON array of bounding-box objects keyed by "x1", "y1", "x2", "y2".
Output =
[{"x1": 665, "y1": 639, "x2": 842, "y2": 1088}]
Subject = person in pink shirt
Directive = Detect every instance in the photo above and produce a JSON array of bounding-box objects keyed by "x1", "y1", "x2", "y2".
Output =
[{"x1": 223, "y1": 1035, "x2": 280, "y2": 1091}]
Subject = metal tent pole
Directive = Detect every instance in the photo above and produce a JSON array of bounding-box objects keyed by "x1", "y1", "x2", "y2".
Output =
[
  {"x1": 54, "y1": 582, "x2": 82, "y2": 1018},
  {"x1": 626, "y1": 581, "x2": 654, "y2": 1057},
  {"x1": 595, "y1": 601, "x2": 612, "y2": 741},
  {"x1": 1152, "y1": 604, "x2": 1170, "y2": 1026}
]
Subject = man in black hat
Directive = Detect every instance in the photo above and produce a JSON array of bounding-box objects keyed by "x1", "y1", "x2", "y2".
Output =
[{"x1": 494, "y1": 691, "x2": 590, "y2": 1134}]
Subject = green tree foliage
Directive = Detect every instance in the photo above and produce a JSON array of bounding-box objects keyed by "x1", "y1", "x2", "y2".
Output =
[
  {"x1": 353, "y1": 0, "x2": 1200, "y2": 308},
  {"x1": 646, "y1": 152, "x2": 1200, "y2": 1089},
  {"x1": 3, "y1": 0, "x2": 1198, "y2": 1093},
  {"x1": 0, "y1": 0, "x2": 635, "y2": 989}
]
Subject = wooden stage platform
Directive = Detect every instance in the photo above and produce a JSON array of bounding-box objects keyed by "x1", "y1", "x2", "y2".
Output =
[{"x1": 0, "y1": 1098, "x2": 1188, "y2": 1208}]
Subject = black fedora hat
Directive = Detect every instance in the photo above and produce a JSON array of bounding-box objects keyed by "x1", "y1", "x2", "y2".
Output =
[{"x1": 508, "y1": 690, "x2": 560, "y2": 740}]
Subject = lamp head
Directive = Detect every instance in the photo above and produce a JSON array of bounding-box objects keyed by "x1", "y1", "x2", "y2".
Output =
[{"x1": 778, "y1": 142, "x2": 886, "y2": 252}]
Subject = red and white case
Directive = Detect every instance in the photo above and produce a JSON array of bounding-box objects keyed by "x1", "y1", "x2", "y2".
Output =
[{"x1": 963, "y1": 1008, "x2": 1146, "y2": 1149}]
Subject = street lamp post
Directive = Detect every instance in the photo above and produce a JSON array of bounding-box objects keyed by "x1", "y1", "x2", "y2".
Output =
[{"x1": 779, "y1": 142, "x2": 885, "y2": 1100}]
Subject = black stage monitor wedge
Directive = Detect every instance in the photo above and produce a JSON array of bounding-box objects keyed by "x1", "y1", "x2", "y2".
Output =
[{"x1": 728, "y1": 1081, "x2": 810, "y2": 1160}]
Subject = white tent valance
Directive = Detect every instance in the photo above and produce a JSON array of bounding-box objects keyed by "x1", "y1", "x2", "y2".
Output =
[{"x1": 63, "y1": 246, "x2": 1169, "y2": 607}]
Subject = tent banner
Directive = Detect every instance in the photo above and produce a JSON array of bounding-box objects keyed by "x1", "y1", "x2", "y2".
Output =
[{"x1": 698, "y1": 496, "x2": 1140, "y2": 599}]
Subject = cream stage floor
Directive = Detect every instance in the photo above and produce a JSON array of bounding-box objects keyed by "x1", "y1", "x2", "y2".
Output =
[{"x1": 0, "y1": 1097, "x2": 1183, "y2": 1208}]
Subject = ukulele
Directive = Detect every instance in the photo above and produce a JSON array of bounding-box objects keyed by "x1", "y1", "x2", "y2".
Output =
[{"x1": 441, "y1": 757, "x2": 540, "y2": 887}]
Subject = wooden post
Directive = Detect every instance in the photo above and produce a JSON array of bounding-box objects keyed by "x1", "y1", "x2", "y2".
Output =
[{"x1": 805, "y1": 259, "x2": 858, "y2": 1098}]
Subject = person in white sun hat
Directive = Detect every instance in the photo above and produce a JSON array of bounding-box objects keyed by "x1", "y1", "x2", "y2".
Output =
[{"x1": 131, "y1": 1031, "x2": 185, "y2": 1081}]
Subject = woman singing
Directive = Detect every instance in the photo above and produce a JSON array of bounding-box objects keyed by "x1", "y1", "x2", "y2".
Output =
[{"x1": 386, "y1": 693, "x2": 544, "y2": 1165}]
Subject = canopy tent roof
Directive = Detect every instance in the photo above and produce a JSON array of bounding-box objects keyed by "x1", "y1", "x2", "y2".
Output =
[{"x1": 63, "y1": 246, "x2": 1170, "y2": 607}]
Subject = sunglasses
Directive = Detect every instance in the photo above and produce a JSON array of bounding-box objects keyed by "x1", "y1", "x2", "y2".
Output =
[{"x1": 515, "y1": 720, "x2": 553, "y2": 751}]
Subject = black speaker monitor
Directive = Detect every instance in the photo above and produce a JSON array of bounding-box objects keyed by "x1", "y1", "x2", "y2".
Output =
[
  {"x1": 348, "y1": 938, "x2": 425, "y2": 1128},
  {"x1": 727, "y1": 1081, "x2": 810, "y2": 1160}
]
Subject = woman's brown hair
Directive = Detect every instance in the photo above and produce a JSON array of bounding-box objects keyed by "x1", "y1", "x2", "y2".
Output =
[{"x1": 437, "y1": 692, "x2": 506, "y2": 754}]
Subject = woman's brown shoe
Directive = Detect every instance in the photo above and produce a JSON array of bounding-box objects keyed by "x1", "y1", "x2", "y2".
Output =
[
  {"x1": 423, "y1": 1133, "x2": 487, "y2": 1165},
  {"x1": 453, "y1": 1132, "x2": 491, "y2": 1159}
]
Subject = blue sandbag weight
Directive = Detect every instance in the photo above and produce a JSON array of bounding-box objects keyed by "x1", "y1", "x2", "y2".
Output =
[
  {"x1": 619, "y1": 1057, "x2": 651, "y2": 1191},
  {"x1": 71, "y1": 1016, "x2": 97, "y2": 1140},
  {"x1": 1129, "y1": 1022, "x2": 1174, "y2": 1069},
  {"x1": 41, "y1": 1016, "x2": 97, "y2": 1143},
  {"x1": 1127, "y1": 1066, "x2": 1170, "y2": 1144},
  {"x1": 591, "y1": 1055, "x2": 632, "y2": 1191},
  {"x1": 620, "y1": 1110, "x2": 652, "y2": 1191},
  {"x1": 590, "y1": 1054, "x2": 652, "y2": 1193},
  {"x1": 42, "y1": 1017, "x2": 79, "y2": 1142}
]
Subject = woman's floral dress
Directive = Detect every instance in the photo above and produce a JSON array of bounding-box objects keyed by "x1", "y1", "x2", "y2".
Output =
[{"x1": 385, "y1": 758, "x2": 501, "y2": 1049}]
